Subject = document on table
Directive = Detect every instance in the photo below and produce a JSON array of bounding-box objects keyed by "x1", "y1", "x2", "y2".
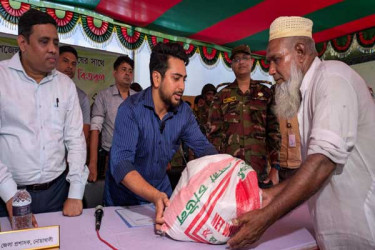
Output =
[{"x1": 116, "y1": 204, "x2": 155, "y2": 228}]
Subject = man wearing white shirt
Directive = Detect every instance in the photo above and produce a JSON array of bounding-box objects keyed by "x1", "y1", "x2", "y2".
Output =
[
  {"x1": 0, "y1": 9, "x2": 88, "y2": 221},
  {"x1": 228, "y1": 16, "x2": 375, "y2": 249}
]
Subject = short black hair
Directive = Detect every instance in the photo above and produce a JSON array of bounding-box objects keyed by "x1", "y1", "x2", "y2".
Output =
[
  {"x1": 201, "y1": 83, "x2": 217, "y2": 96},
  {"x1": 59, "y1": 45, "x2": 78, "y2": 59},
  {"x1": 149, "y1": 42, "x2": 189, "y2": 86},
  {"x1": 18, "y1": 9, "x2": 57, "y2": 41},
  {"x1": 113, "y1": 55, "x2": 134, "y2": 70}
]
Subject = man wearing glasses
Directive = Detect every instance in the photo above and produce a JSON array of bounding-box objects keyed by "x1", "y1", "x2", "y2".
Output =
[{"x1": 207, "y1": 45, "x2": 281, "y2": 188}]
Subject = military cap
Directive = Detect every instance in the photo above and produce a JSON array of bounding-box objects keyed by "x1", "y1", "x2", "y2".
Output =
[{"x1": 230, "y1": 44, "x2": 251, "y2": 60}]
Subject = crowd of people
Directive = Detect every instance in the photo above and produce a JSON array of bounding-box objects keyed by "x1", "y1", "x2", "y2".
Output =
[{"x1": 0, "y1": 8, "x2": 374, "y2": 249}]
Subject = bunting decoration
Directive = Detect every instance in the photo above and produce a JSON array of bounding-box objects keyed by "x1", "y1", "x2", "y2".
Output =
[
  {"x1": 199, "y1": 46, "x2": 219, "y2": 66},
  {"x1": 81, "y1": 15, "x2": 114, "y2": 43},
  {"x1": 316, "y1": 42, "x2": 328, "y2": 57},
  {"x1": 45, "y1": 8, "x2": 79, "y2": 34},
  {"x1": 357, "y1": 27, "x2": 375, "y2": 48},
  {"x1": 178, "y1": 42, "x2": 196, "y2": 58},
  {"x1": 116, "y1": 26, "x2": 145, "y2": 50},
  {"x1": 147, "y1": 35, "x2": 170, "y2": 49},
  {"x1": 257, "y1": 59, "x2": 269, "y2": 73},
  {"x1": 0, "y1": 0, "x2": 30, "y2": 24},
  {"x1": 331, "y1": 35, "x2": 353, "y2": 53},
  {"x1": 221, "y1": 51, "x2": 232, "y2": 68}
]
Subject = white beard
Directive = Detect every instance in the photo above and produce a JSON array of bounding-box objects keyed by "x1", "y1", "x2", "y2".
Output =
[{"x1": 273, "y1": 62, "x2": 303, "y2": 119}]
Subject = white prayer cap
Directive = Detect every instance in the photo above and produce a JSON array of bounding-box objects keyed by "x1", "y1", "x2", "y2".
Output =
[{"x1": 269, "y1": 16, "x2": 313, "y2": 41}]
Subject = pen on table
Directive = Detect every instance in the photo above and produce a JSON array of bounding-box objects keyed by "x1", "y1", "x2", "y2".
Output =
[{"x1": 56, "y1": 98, "x2": 59, "y2": 107}]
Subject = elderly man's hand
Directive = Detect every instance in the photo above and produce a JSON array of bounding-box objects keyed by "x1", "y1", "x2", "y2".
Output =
[
  {"x1": 227, "y1": 209, "x2": 271, "y2": 249},
  {"x1": 153, "y1": 192, "x2": 170, "y2": 234},
  {"x1": 63, "y1": 198, "x2": 83, "y2": 216}
]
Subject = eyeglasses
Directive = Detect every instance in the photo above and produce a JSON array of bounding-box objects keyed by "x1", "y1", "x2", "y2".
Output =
[{"x1": 231, "y1": 56, "x2": 251, "y2": 64}]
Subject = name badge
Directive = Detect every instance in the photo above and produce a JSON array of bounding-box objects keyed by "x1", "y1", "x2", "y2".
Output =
[
  {"x1": 223, "y1": 96, "x2": 236, "y2": 104},
  {"x1": 0, "y1": 225, "x2": 60, "y2": 250},
  {"x1": 288, "y1": 134, "x2": 296, "y2": 148}
]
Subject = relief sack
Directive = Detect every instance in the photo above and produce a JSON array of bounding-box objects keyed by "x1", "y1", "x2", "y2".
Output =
[{"x1": 161, "y1": 154, "x2": 262, "y2": 244}]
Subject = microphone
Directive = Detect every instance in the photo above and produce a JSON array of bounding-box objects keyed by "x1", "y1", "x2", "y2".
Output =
[
  {"x1": 160, "y1": 121, "x2": 165, "y2": 134},
  {"x1": 95, "y1": 205, "x2": 104, "y2": 231}
]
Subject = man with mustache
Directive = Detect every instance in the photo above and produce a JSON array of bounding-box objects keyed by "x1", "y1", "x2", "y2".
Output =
[
  {"x1": 57, "y1": 46, "x2": 90, "y2": 146},
  {"x1": 228, "y1": 16, "x2": 375, "y2": 249},
  {"x1": 88, "y1": 55, "x2": 137, "y2": 182},
  {"x1": 104, "y1": 42, "x2": 217, "y2": 232},
  {"x1": 0, "y1": 9, "x2": 88, "y2": 221},
  {"x1": 207, "y1": 44, "x2": 281, "y2": 188}
]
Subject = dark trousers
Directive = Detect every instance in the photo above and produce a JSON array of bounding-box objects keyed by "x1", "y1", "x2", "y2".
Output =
[
  {"x1": 97, "y1": 148, "x2": 109, "y2": 179},
  {"x1": 0, "y1": 173, "x2": 69, "y2": 217}
]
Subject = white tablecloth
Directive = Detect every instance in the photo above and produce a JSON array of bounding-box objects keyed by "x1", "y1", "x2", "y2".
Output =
[{"x1": 0, "y1": 204, "x2": 316, "y2": 250}]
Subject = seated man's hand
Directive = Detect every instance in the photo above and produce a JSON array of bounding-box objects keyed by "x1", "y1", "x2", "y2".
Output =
[
  {"x1": 6, "y1": 197, "x2": 38, "y2": 228},
  {"x1": 87, "y1": 162, "x2": 98, "y2": 182},
  {"x1": 153, "y1": 192, "x2": 170, "y2": 234},
  {"x1": 63, "y1": 198, "x2": 83, "y2": 216}
]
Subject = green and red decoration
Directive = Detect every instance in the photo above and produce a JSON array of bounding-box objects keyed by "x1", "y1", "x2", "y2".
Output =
[
  {"x1": 116, "y1": 26, "x2": 145, "y2": 50},
  {"x1": 258, "y1": 59, "x2": 269, "y2": 73},
  {"x1": 81, "y1": 15, "x2": 114, "y2": 43},
  {"x1": 0, "y1": 0, "x2": 30, "y2": 24},
  {"x1": 178, "y1": 42, "x2": 196, "y2": 58},
  {"x1": 316, "y1": 42, "x2": 328, "y2": 57},
  {"x1": 357, "y1": 27, "x2": 375, "y2": 48},
  {"x1": 331, "y1": 35, "x2": 353, "y2": 53},
  {"x1": 147, "y1": 35, "x2": 169, "y2": 49},
  {"x1": 221, "y1": 51, "x2": 232, "y2": 68},
  {"x1": 199, "y1": 46, "x2": 219, "y2": 66},
  {"x1": 46, "y1": 8, "x2": 79, "y2": 34},
  {"x1": 3, "y1": 0, "x2": 375, "y2": 67}
]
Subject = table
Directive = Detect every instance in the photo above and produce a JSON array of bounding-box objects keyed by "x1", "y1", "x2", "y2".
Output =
[{"x1": 0, "y1": 204, "x2": 316, "y2": 250}]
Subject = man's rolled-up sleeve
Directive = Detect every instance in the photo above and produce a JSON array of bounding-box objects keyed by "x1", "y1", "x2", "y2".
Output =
[
  {"x1": 64, "y1": 83, "x2": 89, "y2": 199},
  {"x1": 90, "y1": 92, "x2": 105, "y2": 131},
  {"x1": 110, "y1": 102, "x2": 138, "y2": 184},
  {"x1": 0, "y1": 161, "x2": 17, "y2": 203}
]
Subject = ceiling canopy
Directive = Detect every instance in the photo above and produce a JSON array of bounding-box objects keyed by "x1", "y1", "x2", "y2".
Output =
[{"x1": 47, "y1": 0, "x2": 375, "y2": 54}]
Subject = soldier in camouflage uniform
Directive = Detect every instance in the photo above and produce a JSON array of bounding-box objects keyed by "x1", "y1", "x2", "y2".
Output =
[
  {"x1": 207, "y1": 45, "x2": 281, "y2": 187},
  {"x1": 195, "y1": 83, "x2": 217, "y2": 134}
]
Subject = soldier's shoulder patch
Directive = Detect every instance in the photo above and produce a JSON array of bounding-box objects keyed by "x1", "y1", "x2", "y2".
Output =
[{"x1": 223, "y1": 96, "x2": 236, "y2": 103}]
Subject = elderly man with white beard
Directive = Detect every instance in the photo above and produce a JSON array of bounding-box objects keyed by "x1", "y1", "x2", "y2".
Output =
[{"x1": 228, "y1": 16, "x2": 375, "y2": 249}]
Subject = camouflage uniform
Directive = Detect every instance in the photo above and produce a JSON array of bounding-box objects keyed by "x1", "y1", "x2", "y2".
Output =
[
  {"x1": 194, "y1": 102, "x2": 210, "y2": 134},
  {"x1": 207, "y1": 80, "x2": 281, "y2": 182}
]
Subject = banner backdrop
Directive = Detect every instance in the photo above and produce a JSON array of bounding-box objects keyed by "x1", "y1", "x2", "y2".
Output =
[{"x1": 0, "y1": 36, "x2": 122, "y2": 103}]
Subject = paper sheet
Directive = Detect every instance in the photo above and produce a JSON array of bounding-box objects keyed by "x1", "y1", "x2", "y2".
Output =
[{"x1": 115, "y1": 204, "x2": 155, "y2": 228}]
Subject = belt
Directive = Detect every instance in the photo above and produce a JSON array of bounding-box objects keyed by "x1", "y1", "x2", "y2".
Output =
[{"x1": 20, "y1": 173, "x2": 65, "y2": 191}]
